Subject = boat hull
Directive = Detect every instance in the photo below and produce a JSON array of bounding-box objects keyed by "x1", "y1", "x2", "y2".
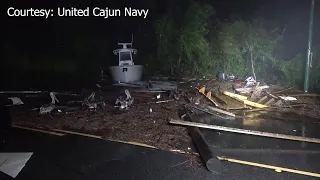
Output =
[{"x1": 108, "y1": 65, "x2": 143, "y2": 83}]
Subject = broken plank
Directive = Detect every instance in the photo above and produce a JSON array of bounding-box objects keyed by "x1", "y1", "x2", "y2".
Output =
[
  {"x1": 273, "y1": 87, "x2": 293, "y2": 94},
  {"x1": 185, "y1": 104, "x2": 234, "y2": 119},
  {"x1": 289, "y1": 93, "x2": 320, "y2": 97},
  {"x1": 199, "y1": 87, "x2": 206, "y2": 94},
  {"x1": 206, "y1": 96, "x2": 219, "y2": 107},
  {"x1": 169, "y1": 119, "x2": 320, "y2": 144},
  {"x1": 223, "y1": 91, "x2": 247, "y2": 101},
  {"x1": 243, "y1": 100, "x2": 268, "y2": 108},
  {"x1": 250, "y1": 82, "x2": 261, "y2": 99},
  {"x1": 264, "y1": 98, "x2": 274, "y2": 106},
  {"x1": 206, "y1": 91, "x2": 212, "y2": 99},
  {"x1": 257, "y1": 96, "x2": 268, "y2": 104},
  {"x1": 223, "y1": 91, "x2": 267, "y2": 108},
  {"x1": 274, "y1": 100, "x2": 283, "y2": 106},
  {"x1": 198, "y1": 87, "x2": 219, "y2": 106},
  {"x1": 244, "y1": 104, "x2": 306, "y2": 112},
  {"x1": 206, "y1": 105, "x2": 235, "y2": 117},
  {"x1": 235, "y1": 85, "x2": 269, "y2": 94},
  {"x1": 264, "y1": 91, "x2": 278, "y2": 99}
]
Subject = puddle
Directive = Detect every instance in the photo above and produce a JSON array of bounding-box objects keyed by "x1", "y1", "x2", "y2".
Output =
[{"x1": 192, "y1": 111, "x2": 320, "y2": 150}]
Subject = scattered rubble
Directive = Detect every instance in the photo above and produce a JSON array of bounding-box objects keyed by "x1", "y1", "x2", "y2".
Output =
[{"x1": 6, "y1": 77, "x2": 320, "y2": 153}]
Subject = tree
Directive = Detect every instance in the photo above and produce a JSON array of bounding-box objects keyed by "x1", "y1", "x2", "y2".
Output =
[
  {"x1": 154, "y1": 1, "x2": 215, "y2": 76},
  {"x1": 218, "y1": 18, "x2": 285, "y2": 79}
]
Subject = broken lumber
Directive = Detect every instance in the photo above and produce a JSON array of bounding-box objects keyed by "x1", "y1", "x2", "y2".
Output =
[
  {"x1": 206, "y1": 106, "x2": 235, "y2": 117},
  {"x1": 273, "y1": 87, "x2": 293, "y2": 94},
  {"x1": 244, "y1": 104, "x2": 306, "y2": 112},
  {"x1": 198, "y1": 87, "x2": 219, "y2": 106},
  {"x1": 223, "y1": 91, "x2": 267, "y2": 108},
  {"x1": 250, "y1": 82, "x2": 261, "y2": 100},
  {"x1": 264, "y1": 98, "x2": 274, "y2": 105},
  {"x1": 289, "y1": 93, "x2": 320, "y2": 97},
  {"x1": 264, "y1": 91, "x2": 278, "y2": 99},
  {"x1": 223, "y1": 91, "x2": 247, "y2": 101},
  {"x1": 169, "y1": 119, "x2": 320, "y2": 144},
  {"x1": 185, "y1": 104, "x2": 235, "y2": 118},
  {"x1": 235, "y1": 85, "x2": 269, "y2": 94},
  {"x1": 257, "y1": 96, "x2": 268, "y2": 104}
]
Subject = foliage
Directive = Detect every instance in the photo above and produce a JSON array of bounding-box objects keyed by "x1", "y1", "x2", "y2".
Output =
[
  {"x1": 218, "y1": 19, "x2": 285, "y2": 78},
  {"x1": 154, "y1": 14, "x2": 179, "y2": 75},
  {"x1": 154, "y1": 1, "x2": 215, "y2": 76},
  {"x1": 278, "y1": 54, "x2": 304, "y2": 88}
]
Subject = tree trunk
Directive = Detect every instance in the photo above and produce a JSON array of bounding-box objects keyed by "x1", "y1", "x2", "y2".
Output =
[
  {"x1": 170, "y1": 62, "x2": 174, "y2": 75},
  {"x1": 250, "y1": 50, "x2": 256, "y2": 80}
]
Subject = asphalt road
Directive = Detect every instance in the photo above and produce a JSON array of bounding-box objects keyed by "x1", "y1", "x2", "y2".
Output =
[{"x1": 0, "y1": 128, "x2": 319, "y2": 180}]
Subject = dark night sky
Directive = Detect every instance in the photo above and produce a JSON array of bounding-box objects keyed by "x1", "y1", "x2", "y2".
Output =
[{"x1": 2, "y1": 0, "x2": 319, "y2": 60}]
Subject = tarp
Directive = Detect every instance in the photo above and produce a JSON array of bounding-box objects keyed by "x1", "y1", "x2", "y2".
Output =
[{"x1": 0, "y1": 153, "x2": 33, "y2": 178}]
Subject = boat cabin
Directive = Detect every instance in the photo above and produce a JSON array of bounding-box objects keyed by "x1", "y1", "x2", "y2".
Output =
[{"x1": 113, "y1": 43, "x2": 138, "y2": 66}]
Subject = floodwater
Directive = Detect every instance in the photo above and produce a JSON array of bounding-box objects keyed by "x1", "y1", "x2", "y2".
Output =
[
  {"x1": 193, "y1": 111, "x2": 320, "y2": 174},
  {"x1": 192, "y1": 111, "x2": 320, "y2": 150}
]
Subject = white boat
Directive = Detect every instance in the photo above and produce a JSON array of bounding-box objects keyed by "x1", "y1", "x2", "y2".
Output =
[{"x1": 108, "y1": 42, "x2": 143, "y2": 83}]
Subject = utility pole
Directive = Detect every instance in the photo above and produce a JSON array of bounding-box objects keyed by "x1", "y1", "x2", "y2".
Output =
[{"x1": 304, "y1": 0, "x2": 315, "y2": 92}]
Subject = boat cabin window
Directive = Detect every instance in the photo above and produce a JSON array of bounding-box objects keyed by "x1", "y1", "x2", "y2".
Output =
[{"x1": 119, "y1": 52, "x2": 131, "y2": 61}]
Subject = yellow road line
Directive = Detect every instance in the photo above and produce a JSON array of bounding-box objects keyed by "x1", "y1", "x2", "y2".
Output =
[
  {"x1": 13, "y1": 125, "x2": 320, "y2": 178},
  {"x1": 52, "y1": 129, "x2": 157, "y2": 149},
  {"x1": 113, "y1": 140, "x2": 157, "y2": 149},
  {"x1": 217, "y1": 156, "x2": 320, "y2": 178},
  {"x1": 169, "y1": 149, "x2": 200, "y2": 156},
  {"x1": 52, "y1": 129, "x2": 103, "y2": 139},
  {"x1": 13, "y1": 125, "x2": 65, "y2": 136}
]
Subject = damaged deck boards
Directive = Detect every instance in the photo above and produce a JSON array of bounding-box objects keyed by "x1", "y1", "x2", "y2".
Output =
[{"x1": 223, "y1": 91, "x2": 268, "y2": 108}]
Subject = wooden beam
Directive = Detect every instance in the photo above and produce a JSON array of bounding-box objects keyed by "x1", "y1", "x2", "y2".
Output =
[
  {"x1": 169, "y1": 119, "x2": 320, "y2": 144},
  {"x1": 257, "y1": 96, "x2": 268, "y2": 104},
  {"x1": 264, "y1": 98, "x2": 274, "y2": 105},
  {"x1": 185, "y1": 104, "x2": 235, "y2": 118},
  {"x1": 223, "y1": 91, "x2": 268, "y2": 108},
  {"x1": 206, "y1": 106, "x2": 236, "y2": 117},
  {"x1": 198, "y1": 87, "x2": 219, "y2": 106},
  {"x1": 243, "y1": 99, "x2": 268, "y2": 108},
  {"x1": 223, "y1": 91, "x2": 248, "y2": 101}
]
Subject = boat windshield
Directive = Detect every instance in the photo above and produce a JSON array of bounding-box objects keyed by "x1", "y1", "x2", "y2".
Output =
[{"x1": 119, "y1": 52, "x2": 131, "y2": 61}]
